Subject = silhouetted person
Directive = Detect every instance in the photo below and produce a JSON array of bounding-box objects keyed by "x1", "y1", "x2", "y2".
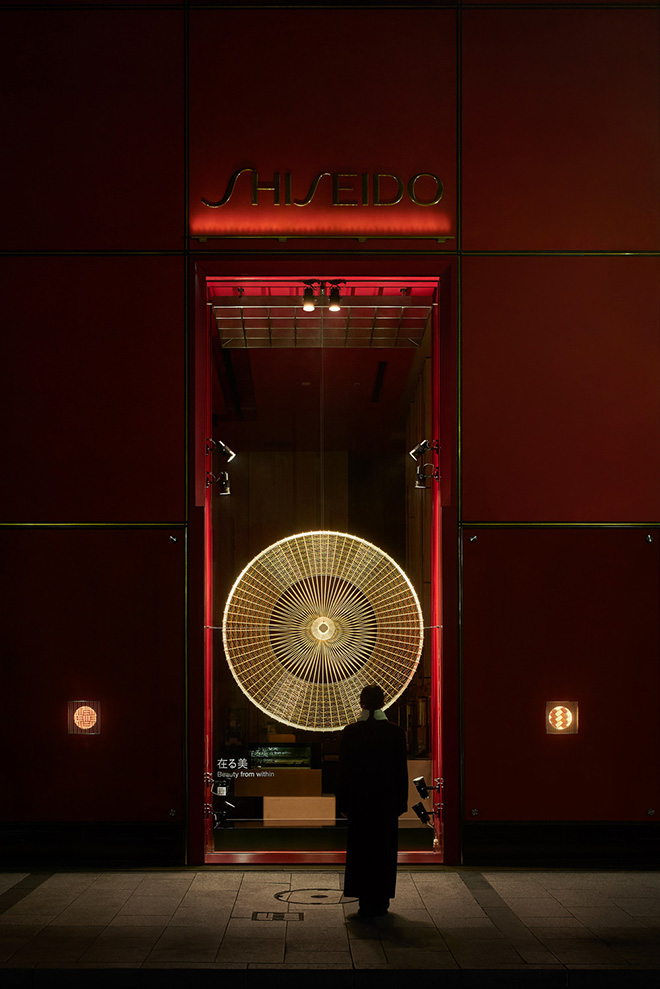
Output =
[{"x1": 337, "y1": 684, "x2": 408, "y2": 917}]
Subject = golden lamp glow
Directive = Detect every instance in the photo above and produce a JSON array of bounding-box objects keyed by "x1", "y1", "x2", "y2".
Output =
[
  {"x1": 546, "y1": 701, "x2": 578, "y2": 734},
  {"x1": 68, "y1": 700, "x2": 101, "y2": 735},
  {"x1": 73, "y1": 706, "x2": 97, "y2": 730}
]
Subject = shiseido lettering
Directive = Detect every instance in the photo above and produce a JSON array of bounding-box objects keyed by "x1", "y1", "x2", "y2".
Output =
[{"x1": 202, "y1": 169, "x2": 443, "y2": 208}]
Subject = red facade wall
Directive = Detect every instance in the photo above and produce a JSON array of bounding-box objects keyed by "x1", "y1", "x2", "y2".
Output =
[
  {"x1": 0, "y1": 527, "x2": 185, "y2": 822},
  {"x1": 189, "y1": 8, "x2": 456, "y2": 245},
  {"x1": 461, "y1": 256, "x2": 660, "y2": 522},
  {"x1": 1, "y1": 2, "x2": 658, "y2": 861},
  {"x1": 0, "y1": 256, "x2": 185, "y2": 524},
  {"x1": 462, "y1": 9, "x2": 660, "y2": 251},
  {"x1": 0, "y1": 10, "x2": 184, "y2": 252},
  {"x1": 463, "y1": 527, "x2": 660, "y2": 821}
]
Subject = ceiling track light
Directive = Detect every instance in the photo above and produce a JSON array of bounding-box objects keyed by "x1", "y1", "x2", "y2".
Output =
[
  {"x1": 328, "y1": 283, "x2": 342, "y2": 312},
  {"x1": 302, "y1": 283, "x2": 316, "y2": 312},
  {"x1": 301, "y1": 279, "x2": 346, "y2": 313}
]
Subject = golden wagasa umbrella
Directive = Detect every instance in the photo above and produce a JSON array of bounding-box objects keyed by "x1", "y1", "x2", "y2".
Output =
[{"x1": 223, "y1": 530, "x2": 424, "y2": 731}]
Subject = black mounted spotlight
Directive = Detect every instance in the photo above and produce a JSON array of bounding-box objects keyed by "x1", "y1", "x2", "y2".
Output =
[
  {"x1": 412, "y1": 801, "x2": 433, "y2": 826},
  {"x1": 415, "y1": 463, "x2": 439, "y2": 489},
  {"x1": 206, "y1": 471, "x2": 231, "y2": 495},
  {"x1": 217, "y1": 441, "x2": 236, "y2": 462},
  {"x1": 413, "y1": 776, "x2": 430, "y2": 800},
  {"x1": 207, "y1": 438, "x2": 236, "y2": 462},
  {"x1": 328, "y1": 283, "x2": 342, "y2": 312},
  {"x1": 302, "y1": 283, "x2": 316, "y2": 312},
  {"x1": 409, "y1": 438, "x2": 439, "y2": 461}
]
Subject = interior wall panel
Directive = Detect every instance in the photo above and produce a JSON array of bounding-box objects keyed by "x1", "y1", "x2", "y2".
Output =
[
  {"x1": 0, "y1": 256, "x2": 185, "y2": 523},
  {"x1": 462, "y1": 527, "x2": 660, "y2": 822},
  {"x1": 0, "y1": 527, "x2": 185, "y2": 822},
  {"x1": 0, "y1": 10, "x2": 184, "y2": 251},
  {"x1": 461, "y1": 256, "x2": 660, "y2": 523},
  {"x1": 462, "y1": 9, "x2": 660, "y2": 250}
]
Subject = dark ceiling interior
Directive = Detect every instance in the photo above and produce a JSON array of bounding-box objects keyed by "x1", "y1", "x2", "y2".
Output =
[{"x1": 209, "y1": 277, "x2": 437, "y2": 455}]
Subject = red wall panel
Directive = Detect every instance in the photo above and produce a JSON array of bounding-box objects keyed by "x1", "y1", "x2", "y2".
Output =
[
  {"x1": 463, "y1": 527, "x2": 660, "y2": 821},
  {"x1": 0, "y1": 11, "x2": 183, "y2": 251},
  {"x1": 0, "y1": 527, "x2": 184, "y2": 822},
  {"x1": 0, "y1": 256, "x2": 185, "y2": 523},
  {"x1": 189, "y1": 9, "x2": 456, "y2": 245},
  {"x1": 461, "y1": 256, "x2": 660, "y2": 523},
  {"x1": 462, "y1": 9, "x2": 660, "y2": 250}
]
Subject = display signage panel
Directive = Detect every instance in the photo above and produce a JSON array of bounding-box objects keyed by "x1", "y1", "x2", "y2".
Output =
[
  {"x1": 189, "y1": 9, "x2": 456, "y2": 244},
  {"x1": 195, "y1": 166, "x2": 450, "y2": 241}
]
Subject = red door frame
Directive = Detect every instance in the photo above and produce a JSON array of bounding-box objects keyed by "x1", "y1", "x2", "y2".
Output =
[{"x1": 191, "y1": 254, "x2": 456, "y2": 866}]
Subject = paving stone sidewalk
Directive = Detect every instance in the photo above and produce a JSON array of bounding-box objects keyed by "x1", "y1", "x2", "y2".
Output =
[{"x1": 1, "y1": 867, "x2": 660, "y2": 986}]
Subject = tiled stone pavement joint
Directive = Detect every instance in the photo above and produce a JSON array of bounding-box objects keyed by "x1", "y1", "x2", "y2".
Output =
[
  {"x1": 458, "y1": 872, "x2": 562, "y2": 965},
  {"x1": 0, "y1": 874, "x2": 52, "y2": 916}
]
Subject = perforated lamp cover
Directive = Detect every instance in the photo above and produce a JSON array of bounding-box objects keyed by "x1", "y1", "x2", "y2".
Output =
[{"x1": 222, "y1": 530, "x2": 424, "y2": 731}]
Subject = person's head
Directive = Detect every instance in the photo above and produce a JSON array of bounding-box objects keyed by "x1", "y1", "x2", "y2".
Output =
[{"x1": 359, "y1": 684, "x2": 384, "y2": 712}]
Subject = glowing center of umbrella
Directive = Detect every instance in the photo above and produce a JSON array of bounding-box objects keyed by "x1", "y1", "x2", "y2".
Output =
[{"x1": 311, "y1": 616, "x2": 336, "y2": 641}]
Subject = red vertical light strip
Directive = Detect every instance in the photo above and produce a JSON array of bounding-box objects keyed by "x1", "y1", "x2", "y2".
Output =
[
  {"x1": 203, "y1": 295, "x2": 214, "y2": 853},
  {"x1": 431, "y1": 283, "x2": 443, "y2": 858}
]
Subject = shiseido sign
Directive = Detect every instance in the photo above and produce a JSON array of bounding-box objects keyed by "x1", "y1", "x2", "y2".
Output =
[{"x1": 202, "y1": 167, "x2": 443, "y2": 208}]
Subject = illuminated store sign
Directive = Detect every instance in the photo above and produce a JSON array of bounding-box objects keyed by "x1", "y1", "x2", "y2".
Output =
[{"x1": 202, "y1": 168, "x2": 444, "y2": 209}]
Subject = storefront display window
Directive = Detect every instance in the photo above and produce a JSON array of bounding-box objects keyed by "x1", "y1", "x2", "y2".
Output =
[{"x1": 203, "y1": 275, "x2": 442, "y2": 861}]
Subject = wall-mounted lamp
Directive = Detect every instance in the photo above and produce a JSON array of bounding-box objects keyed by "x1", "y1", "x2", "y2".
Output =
[
  {"x1": 546, "y1": 701, "x2": 578, "y2": 734},
  {"x1": 409, "y1": 438, "x2": 439, "y2": 461},
  {"x1": 206, "y1": 438, "x2": 236, "y2": 462},
  {"x1": 413, "y1": 775, "x2": 442, "y2": 801},
  {"x1": 412, "y1": 801, "x2": 434, "y2": 825},
  {"x1": 415, "y1": 463, "x2": 439, "y2": 489},
  {"x1": 68, "y1": 700, "x2": 101, "y2": 735},
  {"x1": 412, "y1": 775, "x2": 442, "y2": 828},
  {"x1": 207, "y1": 471, "x2": 231, "y2": 495}
]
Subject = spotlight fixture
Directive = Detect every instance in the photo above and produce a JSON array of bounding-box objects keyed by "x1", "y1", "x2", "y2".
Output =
[
  {"x1": 328, "y1": 283, "x2": 342, "y2": 312},
  {"x1": 413, "y1": 776, "x2": 430, "y2": 800},
  {"x1": 302, "y1": 283, "x2": 316, "y2": 312},
  {"x1": 412, "y1": 776, "x2": 442, "y2": 828},
  {"x1": 218, "y1": 471, "x2": 230, "y2": 495},
  {"x1": 413, "y1": 776, "x2": 442, "y2": 800},
  {"x1": 412, "y1": 801, "x2": 433, "y2": 826},
  {"x1": 207, "y1": 438, "x2": 236, "y2": 462},
  {"x1": 415, "y1": 463, "x2": 439, "y2": 489},
  {"x1": 301, "y1": 279, "x2": 346, "y2": 313},
  {"x1": 206, "y1": 471, "x2": 231, "y2": 495},
  {"x1": 409, "y1": 438, "x2": 439, "y2": 461}
]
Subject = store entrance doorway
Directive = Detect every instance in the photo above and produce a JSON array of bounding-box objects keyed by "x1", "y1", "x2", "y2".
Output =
[{"x1": 202, "y1": 274, "x2": 443, "y2": 864}]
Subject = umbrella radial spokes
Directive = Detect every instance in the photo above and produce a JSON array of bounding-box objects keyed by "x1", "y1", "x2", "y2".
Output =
[{"x1": 223, "y1": 531, "x2": 424, "y2": 731}]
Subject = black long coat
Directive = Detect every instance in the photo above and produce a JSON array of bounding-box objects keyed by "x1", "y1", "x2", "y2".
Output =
[{"x1": 337, "y1": 717, "x2": 408, "y2": 901}]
